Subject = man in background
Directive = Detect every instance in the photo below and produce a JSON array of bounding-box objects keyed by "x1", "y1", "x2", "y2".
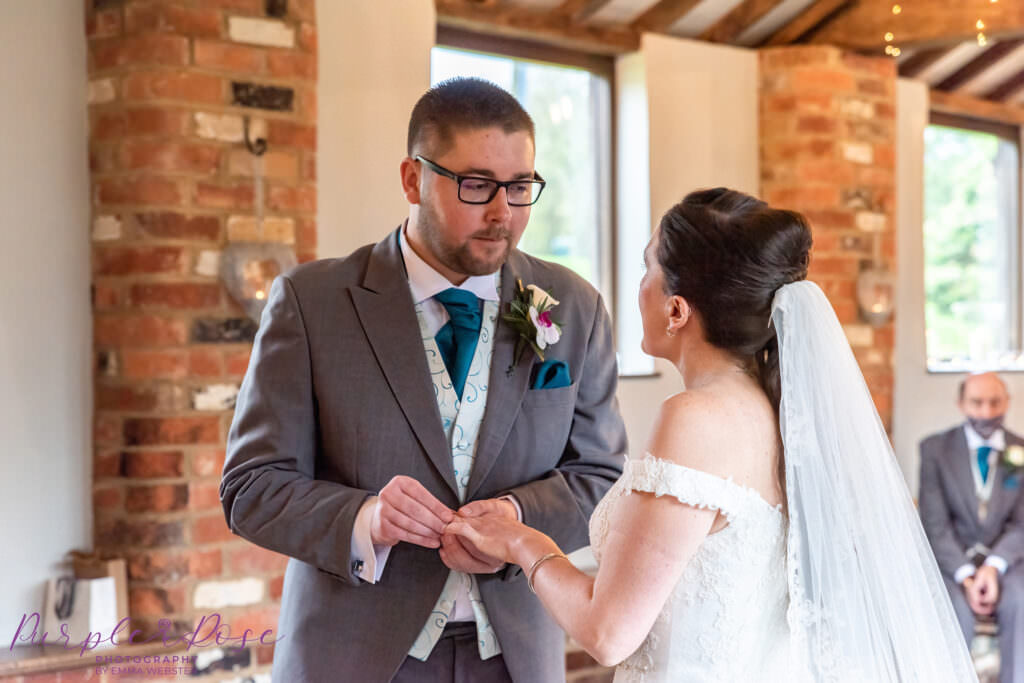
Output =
[{"x1": 920, "y1": 372, "x2": 1024, "y2": 683}]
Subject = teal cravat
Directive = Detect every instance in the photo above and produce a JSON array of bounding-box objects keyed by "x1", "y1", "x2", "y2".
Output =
[
  {"x1": 434, "y1": 288, "x2": 482, "y2": 400},
  {"x1": 978, "y1": 445, "x2": 993, "y2": 484}
]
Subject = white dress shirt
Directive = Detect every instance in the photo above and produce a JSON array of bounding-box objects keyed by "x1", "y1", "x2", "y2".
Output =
[
  {"x1": 954, "y1": 423, "x2": 1009, "y2": 583},
  {"x1": 348, "y1": 226, "x2": 520, "y2": 622}
]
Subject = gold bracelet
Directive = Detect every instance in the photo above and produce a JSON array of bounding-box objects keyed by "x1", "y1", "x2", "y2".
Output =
[{"x1": 526, "y1": 552, "x2": 568, "y2": 594}]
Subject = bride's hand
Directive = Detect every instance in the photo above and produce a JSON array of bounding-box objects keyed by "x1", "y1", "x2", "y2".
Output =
[{"x1": 444, "y1": 513, "x2": 531, "y2": 565}]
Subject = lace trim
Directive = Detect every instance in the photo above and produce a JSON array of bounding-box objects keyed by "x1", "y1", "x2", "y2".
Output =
[{"x1": 623, "y1": 454, "x2": 783, "y2": 522}]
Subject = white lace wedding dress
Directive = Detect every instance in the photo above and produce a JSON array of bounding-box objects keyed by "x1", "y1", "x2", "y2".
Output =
[{"x1": 589, "y1": 453, "x2": 791, "y2": 682}]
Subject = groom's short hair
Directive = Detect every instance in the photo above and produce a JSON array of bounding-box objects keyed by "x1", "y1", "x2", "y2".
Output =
[{"x1": 407, "y1": 77, "x2": 535, "y2": 158}]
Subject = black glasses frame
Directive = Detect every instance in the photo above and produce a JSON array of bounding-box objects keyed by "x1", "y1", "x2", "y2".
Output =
[{"x1": 415, "y1": 155, "x2": 546, "y2": 206}]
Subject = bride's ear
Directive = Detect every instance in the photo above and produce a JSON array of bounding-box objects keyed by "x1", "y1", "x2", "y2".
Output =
[{"x1": 665, "y1": 295, "x2": 691, "y2": 334}]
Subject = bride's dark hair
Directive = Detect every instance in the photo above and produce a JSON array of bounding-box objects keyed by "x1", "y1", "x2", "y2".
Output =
[{"x1": 656, "y1": 188, "x2": 812, "y2": 415}]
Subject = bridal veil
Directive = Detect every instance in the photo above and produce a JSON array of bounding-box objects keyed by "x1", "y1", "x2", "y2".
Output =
[{"x1": 774, "y1": 280, "x2": 977, "y2": 682}]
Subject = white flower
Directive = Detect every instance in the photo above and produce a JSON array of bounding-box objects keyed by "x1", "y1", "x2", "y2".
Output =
[
  {"x1": 528, "y1": 306, "x2": 561, "y2": 350},
  {"x1": 526, "y1": 284, "x2": 559, "y2": 310},
  {"x1": 1006, "y1": 445, "x2": 1024, "y2": 468}
]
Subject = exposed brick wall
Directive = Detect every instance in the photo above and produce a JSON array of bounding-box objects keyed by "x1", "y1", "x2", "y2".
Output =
[
  {"x1": 86, "y1": 0, "x2": 316, "y2": 677},
  {"x1": 759, "y1": 46, "x2": 896, "y2": 429}
]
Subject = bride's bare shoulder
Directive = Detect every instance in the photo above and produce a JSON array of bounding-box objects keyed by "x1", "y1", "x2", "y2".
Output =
[{"x1": 645, "y1": 385, "x2": 776, "y2": 480}]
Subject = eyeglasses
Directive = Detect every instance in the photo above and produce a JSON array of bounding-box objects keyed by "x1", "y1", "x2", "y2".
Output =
[{"x1": 415, "y1": 155, "x2": 546, "y2": 206}]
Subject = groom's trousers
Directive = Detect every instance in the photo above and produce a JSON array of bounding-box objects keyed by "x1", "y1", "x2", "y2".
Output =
[
  {"x1": 390, "y1": 622, "x2": 514, "y2": 683},
  {"x1": 946, "y1": 568, "x2": 1024, "y2": 683}
]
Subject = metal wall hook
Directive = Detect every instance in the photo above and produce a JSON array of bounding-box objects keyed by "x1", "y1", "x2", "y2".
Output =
[{"x1": 244, "y1": 115, "x2": 267, "y2": 156}]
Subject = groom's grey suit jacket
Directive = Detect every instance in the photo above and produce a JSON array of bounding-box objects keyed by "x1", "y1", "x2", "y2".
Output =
[
  {"x1": 919, "y1": 425, "x2": 1024, "y2": 578},
  {"x1": 220, "y1": 227, "x2": 627, "y2": 682}
]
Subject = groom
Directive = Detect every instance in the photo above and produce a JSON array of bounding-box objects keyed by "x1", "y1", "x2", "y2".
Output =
[
  {"x1": 220, "y1": 77, "x2": 627, "y2": 681},
  {"x1": 919, "y1": 372, "x2": 1024, "y2": 683}
]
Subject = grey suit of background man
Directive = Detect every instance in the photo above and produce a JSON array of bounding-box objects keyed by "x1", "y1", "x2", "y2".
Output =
[
  {"x1": 220, "y1": 78, "x2": 627, "y2": 682},
  {"x1": 920, "y1": 372, "x2": 1024, "y2": 683}
]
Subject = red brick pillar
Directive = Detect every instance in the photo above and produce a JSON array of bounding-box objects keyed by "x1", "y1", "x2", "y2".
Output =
[
  {"x1": 87, "y1": 0, "x2": 316, "y2": 673},
  {"x1": 759, "y1": 46, "x2": 896, "y2": 430}
]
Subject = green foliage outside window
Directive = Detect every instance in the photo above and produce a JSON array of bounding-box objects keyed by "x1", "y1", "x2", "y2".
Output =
[{"x1": 924, "y1": 124, "x2": 1016, "y2": 368}]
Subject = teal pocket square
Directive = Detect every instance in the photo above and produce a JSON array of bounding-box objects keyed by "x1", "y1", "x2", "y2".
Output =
[{"x1": 531, "y1": 360, "x2": 571, "y2": 390}]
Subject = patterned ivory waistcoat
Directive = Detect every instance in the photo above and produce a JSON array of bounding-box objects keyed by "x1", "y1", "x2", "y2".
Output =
[{"x1": 407, "y1": 294, "x2": 503, "y2": 661}]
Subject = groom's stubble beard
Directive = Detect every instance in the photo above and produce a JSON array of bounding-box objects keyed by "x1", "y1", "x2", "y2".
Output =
[{"x1": 418, "y1": 195, "x2": 514, "y2": 277}]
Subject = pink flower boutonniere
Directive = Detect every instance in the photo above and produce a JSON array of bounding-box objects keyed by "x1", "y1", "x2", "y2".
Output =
[{"x1": 503, "y1": 279, "x2": 562, "y2": 374}]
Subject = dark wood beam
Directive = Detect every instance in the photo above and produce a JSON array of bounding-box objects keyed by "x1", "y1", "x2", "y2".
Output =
[
  {"x1": 898, "y1": 45, "x2": 957, "y2": 78},
  {"x1": 434, "y1": 0, "x2": 639, "y2": 55},
  {"x1": 935, "y1": 39, "x2": 1024, "y2": 91},
  {"x1": 701, "y1": 0, "x2": 786, "y2": 44},
  {"x1": 761, "y1": 0, "x2": 854, "y2": 47},
  {"x1": 930, "y1": 88, "x2": 1024, "y2": 125},
  {"x1": 984, "y1": 68, "x2": 1024, "y2": 101},
  {"x1": 630, "y1": 0, "x2": 703, "y2": 34},
  {"x1": 436, "y1": 24, "x2": 615, "y2": 75},
  {"x1": 808, "y1": 0, "x2": 1024, "y2": 51}
]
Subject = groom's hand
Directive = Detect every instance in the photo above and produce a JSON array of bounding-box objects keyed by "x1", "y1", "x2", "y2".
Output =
[
  {"x1": 370, "y1": 475, "x2": 454, "y2": 549},
  {"x1": 438, "y1": 498, "x2": 516, "y2": 574}
]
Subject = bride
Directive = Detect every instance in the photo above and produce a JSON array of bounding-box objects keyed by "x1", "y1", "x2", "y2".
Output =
[{"x1": 446, "y1": 188, "x2": 976, "y2": 681}]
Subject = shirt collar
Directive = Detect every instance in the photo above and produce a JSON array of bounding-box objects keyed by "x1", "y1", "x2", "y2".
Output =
[
  {"x1": 964, "y1": 423, "x2": 1006, "y2": 451},
  {"x1": 399, "y1": 223, "x2": 500, "y2": 305}
]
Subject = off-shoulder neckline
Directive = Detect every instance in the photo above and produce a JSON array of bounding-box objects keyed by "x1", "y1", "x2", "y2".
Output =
[{"x1": 628, "y1": 453, "x2": 785, "y2": 517}]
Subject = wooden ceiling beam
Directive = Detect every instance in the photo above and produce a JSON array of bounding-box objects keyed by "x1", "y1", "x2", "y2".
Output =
[
  {"x1": 760, "y1": 0, "x2": 854, "y2": 47},
  {"x1": 930, "y1": 88, "x2": 1024, "y2": 125},
  {"x1": 434, "y1": 0, "x2": 639, "y2": 55},
  {"x1": 984, "y1": 69, "x2": 1024, "y2": 102},
  {"x1": 701, "y1": 0, "x2": 786, "y2": 44},
  {"x1": 630, "y1": 0, "x2": 703, "y2": 34},
  {"x1": 897, "y1": 45, "x2": 957, "y2": 78},
  {"x1": 934, "y1": 39, "x2": 1024, "y2": 91},
  {"x1": 807, "y1": 0, "x2": 1024, "y2": 51}
]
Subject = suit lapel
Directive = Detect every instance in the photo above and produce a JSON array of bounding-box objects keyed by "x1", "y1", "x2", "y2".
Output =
[
  {"x1": 986, "y1": 432, "x2": 1023, "y2": 530},
  {"x1": 466, "y1": 251, "x2": 534, "y2": 500},
  {"x1": 350, "y1": 228, "x2": 458, "y2": 499},
  {"x1": 944, "y1": 427, "x2": 981, "y2": 530}
]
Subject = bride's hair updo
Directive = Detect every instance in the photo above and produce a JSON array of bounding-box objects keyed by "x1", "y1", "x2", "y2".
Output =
[{"x1": 656, "y1": 188, "x2": 812, "y2": 414}]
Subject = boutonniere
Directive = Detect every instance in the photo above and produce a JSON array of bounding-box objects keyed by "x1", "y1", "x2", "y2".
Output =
[
  {"x1": 1003, "y1": 446, "x2": 1024, "y2": 489},
  {"x1": 503, "y1": 279, "x2": 562, "y2": 375}
]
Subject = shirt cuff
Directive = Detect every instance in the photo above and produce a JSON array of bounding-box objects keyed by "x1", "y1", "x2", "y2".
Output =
[
  {"x1": 500, "y1": 494, "x2": 523, "y2": 522},
  {"x1": 954, "y1": 563, "x2": 977, "y2": 584},
  {"x1": 984, "y1": 555, "x2": 1008, "y2": 575},
  {"x1": 351, "y1": 496, "x2": 391, "y2": 584}
]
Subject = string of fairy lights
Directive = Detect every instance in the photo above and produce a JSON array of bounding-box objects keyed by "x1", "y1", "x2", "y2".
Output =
[{"x1": 884, "y1": 0, "x2": 999, "y2": 58}]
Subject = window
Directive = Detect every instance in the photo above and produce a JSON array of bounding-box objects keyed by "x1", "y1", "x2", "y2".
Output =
[
  {"x1": 430, "y1": 30, "x2": 613, "y2": 304},
  {"x1": 923, "y1": 114, "x2": 1021, "y2": 372}
]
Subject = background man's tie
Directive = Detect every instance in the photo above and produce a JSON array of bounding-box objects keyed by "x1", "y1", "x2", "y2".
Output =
[{"x1": 978, "y1": 445, "x2": 993, "y2": 484}]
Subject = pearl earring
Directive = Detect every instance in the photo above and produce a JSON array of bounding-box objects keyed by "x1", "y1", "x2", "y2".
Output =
[{"x1": 666, "y1": 326, "x2": 676, "y2": 337}]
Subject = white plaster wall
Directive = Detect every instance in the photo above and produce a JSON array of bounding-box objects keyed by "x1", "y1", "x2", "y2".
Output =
[
  {"x1": 316, "y1": 0, "x2": 435, "y2": 258},
  {"x1": 0, "y1": 1, "x2": 91, "y2": 629}
]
